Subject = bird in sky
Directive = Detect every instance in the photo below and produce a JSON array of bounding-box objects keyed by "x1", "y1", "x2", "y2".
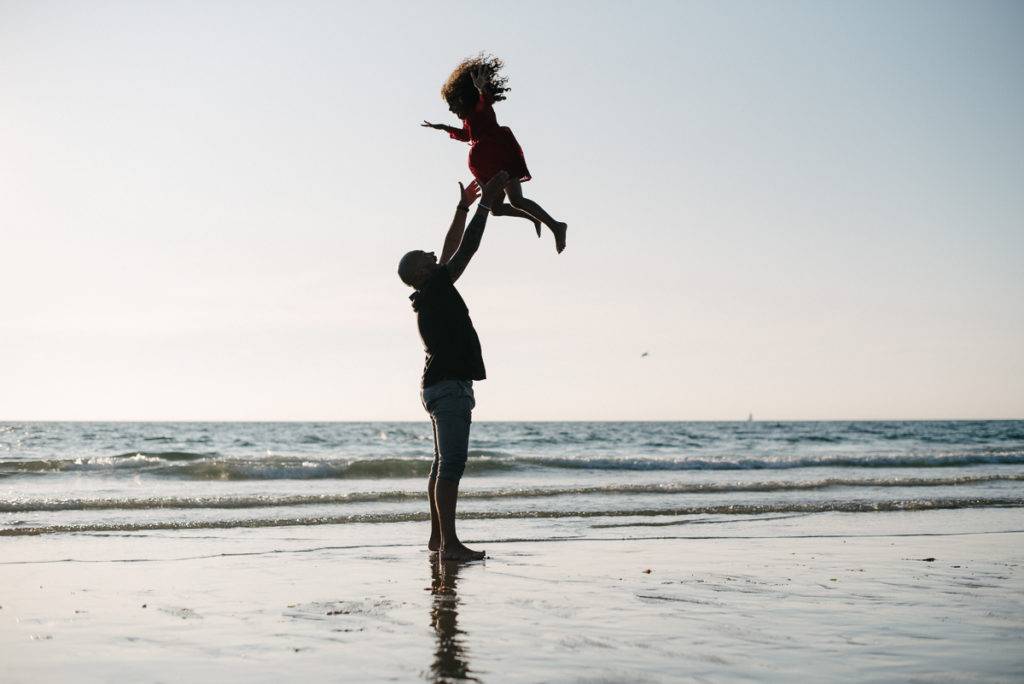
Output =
[{"x1": 641, "y1": 351, "x2": 649, "y2": 358}]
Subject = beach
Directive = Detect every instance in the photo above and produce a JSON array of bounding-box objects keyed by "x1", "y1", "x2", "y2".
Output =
[
  {"x1": 2, "y1": 508, "x2": 1022, "y2": 682},
  {"x1": 5, "y1": 0, "x2": 1022, "y2": 679},
  {"x1": 2, "y1": 421, "x2": 1023, "y2": 681}
]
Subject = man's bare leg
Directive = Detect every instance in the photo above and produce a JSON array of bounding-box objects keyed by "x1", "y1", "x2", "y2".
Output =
[
  {"x1": 428, "y1": 476, "x2": 441, "y2": 553},
  {"x1": 427, "y1": 418, "x2": 442, "y2": 554},
  {"x1": 434, "y1": 478, "x2": 485, "y2": 561}
]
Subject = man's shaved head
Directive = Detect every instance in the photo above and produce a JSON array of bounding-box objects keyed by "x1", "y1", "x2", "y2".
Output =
[{"x1": 398, "y1": 250, "x2": 438, "y2": 288}]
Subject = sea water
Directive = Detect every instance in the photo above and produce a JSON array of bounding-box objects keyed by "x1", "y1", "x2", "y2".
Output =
[{"x1": 2, "y1": 421, "x2": 1022, "y2": 537}]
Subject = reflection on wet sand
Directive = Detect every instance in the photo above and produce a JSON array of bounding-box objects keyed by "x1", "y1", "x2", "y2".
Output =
[{"x1": 427, "y1": 557, "x2": 480, "y2": 683}]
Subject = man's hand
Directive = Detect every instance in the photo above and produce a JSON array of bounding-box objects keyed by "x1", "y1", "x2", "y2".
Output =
[
  {"x1": 421, "y1": 120, "x2": 445, "y2": 130},
  {"x1": 446, "y1": 171, "x2": 507, "y2": 283},
  {"x1": 459, "y1": 180, "x2": 480, "y2": 209},
  {"x1": 479, "y1": 171, "x2": 510, "y2": 208},
  {"x1": 440, "y1": 180, "x2": 481, "y2": 265}
]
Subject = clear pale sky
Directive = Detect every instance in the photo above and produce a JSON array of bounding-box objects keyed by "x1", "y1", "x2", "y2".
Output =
[{"x1": 1, "y1": 1, "x2": 1021, "y2": 421}]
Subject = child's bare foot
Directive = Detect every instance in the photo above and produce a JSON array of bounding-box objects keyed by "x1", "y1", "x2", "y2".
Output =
[
  {"x1": 551, "y1": 222, "x2": 567, "y2": 254},
  {"x1": 440, "y1": 543, "x2": 486, "y2": 561}
]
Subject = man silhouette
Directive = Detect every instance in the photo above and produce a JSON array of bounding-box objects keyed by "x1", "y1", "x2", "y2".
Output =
[{"x1": 397, "y1": 170, "x2": 509, "y2": 561}]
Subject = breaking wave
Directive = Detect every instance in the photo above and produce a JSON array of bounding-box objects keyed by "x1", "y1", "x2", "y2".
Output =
[
  {"x1": 3, "y1": 473, "x2": 1022, "y2": 512},
  {"x1": 3, "y1": 449, "x2": 1023, "y2": 479},
  {"x1": 3, "y1": 497, "x2": 1022, "y2": 536}
]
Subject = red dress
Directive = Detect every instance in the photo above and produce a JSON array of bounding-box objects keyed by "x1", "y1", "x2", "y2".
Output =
[{"x1": 448, "y1": 92, "x2": 531, "y2": 184}]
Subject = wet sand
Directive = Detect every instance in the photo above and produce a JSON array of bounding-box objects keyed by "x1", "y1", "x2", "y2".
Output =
[{"x1": 2, "y1": 509, "x2": 1023, "y2": 682}]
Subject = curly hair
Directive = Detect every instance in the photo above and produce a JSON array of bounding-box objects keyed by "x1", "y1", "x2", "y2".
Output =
[{"x1": 441, "y1": 53, "x2": 510, "y2": 118}]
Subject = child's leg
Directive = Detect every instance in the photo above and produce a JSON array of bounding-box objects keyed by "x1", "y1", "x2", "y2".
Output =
[
  {"x1": 505, "y1": 179, "x2": 567, "y2": 253},
  {"x1": 490, "y1": 189, "x2": 542, "y2": 237}
]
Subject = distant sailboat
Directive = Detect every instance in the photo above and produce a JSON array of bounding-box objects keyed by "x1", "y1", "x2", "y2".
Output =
[{"x1": 747, "y1": 413, "x2": 753, "y2": 423}]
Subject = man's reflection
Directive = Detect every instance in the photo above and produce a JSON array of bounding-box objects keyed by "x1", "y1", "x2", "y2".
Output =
[{"x1": 428, "y1": 557, "x2": 479, "y2": 682}]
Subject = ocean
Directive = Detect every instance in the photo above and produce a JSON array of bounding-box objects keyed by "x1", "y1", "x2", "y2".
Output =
[{"x1": 3, "y1": 421, "x2": 1022, "y2": 537}]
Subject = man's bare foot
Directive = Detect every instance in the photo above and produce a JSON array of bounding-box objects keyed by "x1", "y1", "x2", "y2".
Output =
[
  {"x1": 440, "y1": 543, "x2": 485, "y2": 561},
  {"x1": 533, "y1": 219, "x2": 542, "y2": 238},
  {"x1": 551, "y1": 222, "x2": 567, "y2": 253},
  {"x1": 428, "y1": 535, "x2": 440, "y2": 554}
]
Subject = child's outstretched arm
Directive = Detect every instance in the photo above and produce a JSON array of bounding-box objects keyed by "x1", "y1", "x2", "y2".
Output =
[
  {"x1": 439, "y1": 180, "x2": 480, "y2": 265},
  {"x1": 470, "y1": 68, "x2": 487, "y2": 94},
  {"x1": 421, "y1": 120, "x2": 470, "y2": 142},
  {"x1": 469, "y1": 68, "x2": 494, "y2": 111}
]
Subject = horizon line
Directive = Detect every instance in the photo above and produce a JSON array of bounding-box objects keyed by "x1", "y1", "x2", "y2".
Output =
[{"x1": 3, "y1": 417, "x2": 1022, "y2": 423}]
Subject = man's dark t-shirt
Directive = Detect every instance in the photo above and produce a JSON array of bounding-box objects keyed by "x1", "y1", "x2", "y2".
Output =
[{"x1": 410, "y1": 266, "x2": 486, "y2": 389}]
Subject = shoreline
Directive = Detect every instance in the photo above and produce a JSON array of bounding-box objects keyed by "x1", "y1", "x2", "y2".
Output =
[{"x1": 2, "y1": 509, "x2": 1022, "y2": 682}]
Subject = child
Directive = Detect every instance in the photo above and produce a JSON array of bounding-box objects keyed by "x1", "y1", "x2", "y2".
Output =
[{"x1": 422, "y1": 54, "x2": 567, "y2": 254}]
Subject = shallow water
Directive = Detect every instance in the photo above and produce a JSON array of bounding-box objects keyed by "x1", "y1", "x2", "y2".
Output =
[{"x1": 2, "y1": 421, "x2": 1022, "y2": 536}]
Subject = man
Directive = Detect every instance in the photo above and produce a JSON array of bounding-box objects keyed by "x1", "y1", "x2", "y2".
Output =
[{"x1": 397, "y1": 170, "x2": 509, "y2": 562}]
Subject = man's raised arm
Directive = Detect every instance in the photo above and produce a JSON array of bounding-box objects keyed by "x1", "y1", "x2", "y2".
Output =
[
  {"x1": 446, "y1": 171, "x2": 509, "y2": 283},
  {"x1": 439, "y1": 180, "x2": 480, "y2": 266}
]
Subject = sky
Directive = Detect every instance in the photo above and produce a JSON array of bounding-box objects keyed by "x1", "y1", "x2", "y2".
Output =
[{"x1": 1, "y1": 0, "x2": 1022, "y2": 421}]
